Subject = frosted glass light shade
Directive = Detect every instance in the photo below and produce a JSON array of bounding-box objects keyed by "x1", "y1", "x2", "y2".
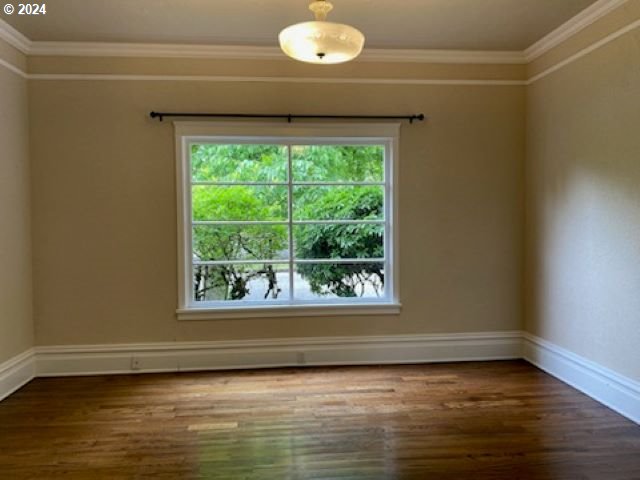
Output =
[{"x1": 279, "y1": 21, "x2": 365, "y2": 64}]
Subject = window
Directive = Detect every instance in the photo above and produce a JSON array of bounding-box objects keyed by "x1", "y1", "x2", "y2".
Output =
[{"x1": 175, "y1": 123, "x2": 400, "y2": 319}]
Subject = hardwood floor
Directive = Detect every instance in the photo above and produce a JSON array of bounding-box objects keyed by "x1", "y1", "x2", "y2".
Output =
[{"x1": 0, "y1": 360, "x2": 638, "y2": 479}]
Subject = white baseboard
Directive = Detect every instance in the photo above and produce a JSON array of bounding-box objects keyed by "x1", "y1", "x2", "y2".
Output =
[
  {"x1": 35, "y1": 331, "x2": 522, "y2": 377},
  {"x1": 4, "y1": 332, "x2": 638, "y2": 426},
  {"x1": 0, "y1": 349, "x2": 35, "y2": 402},
  {"x1": 523, "y1": 333, "x2": 640, "y2": 424}
]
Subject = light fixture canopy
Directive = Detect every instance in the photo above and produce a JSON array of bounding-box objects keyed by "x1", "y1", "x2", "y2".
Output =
[{"x1": 279, "y1": 0, "x2": 365, "y2": 64}]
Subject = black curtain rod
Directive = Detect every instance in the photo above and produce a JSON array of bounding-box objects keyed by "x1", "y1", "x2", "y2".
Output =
[{"x1": 149, "y1": 111, "x2": 425, "y2": 124}]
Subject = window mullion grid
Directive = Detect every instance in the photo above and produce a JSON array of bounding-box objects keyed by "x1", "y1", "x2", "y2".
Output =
[
  {"x1": 192, "y1": 181, "x2": 384, "y2": 187},
  {"x1": 194, "y1": 260, "x2": 289, "y2": 266},
  {"x1": 292, "y1": 181, "x2": 385, "y2": 186},
  {"x1": 188, "y1": 140, "x2": 392, "y2": 306},
  {"x1": 192, "y1": 181, "x2": 288, "y2": 186},
  {"x1": 287, "y1": 144, "x2": 295, "y2": 303},
  {"x1": 292, "y1": 220, "x2": 384, "y2": 225},
  {"x1": 193, "y1": 220, "x2": 383, "y2": 226},
  {"x1": 295, "y1": 258, "x2": 385, "y2": 264},
  {"x1": 193, "y1": 220, "x2": 288, "y2": 226}
]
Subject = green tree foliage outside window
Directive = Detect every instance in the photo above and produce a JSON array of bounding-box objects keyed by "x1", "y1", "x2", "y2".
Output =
[
  {"x1": 190, "y1": 143, "x2": 386, "y2": 302},
  {"x1": 295, "y1": 187, "x2": 384, "y2": 297}
]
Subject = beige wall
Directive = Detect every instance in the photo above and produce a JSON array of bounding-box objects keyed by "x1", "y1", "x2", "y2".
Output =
[
  {"x1": 5, "y1": 0, "x2": 638, "y2": 389},
  {"x1": 526, "y1": 20, "x2": 640, "y2": 380},
  {"x1": 0, "y1": 42, "x2": 33, "y2": 363},
  {"x1": 7, "y1": 2, "x2": 639, "y2": 389},
  {"x1": 28, "y1": 64, "x2": 525, "y2": 345}
]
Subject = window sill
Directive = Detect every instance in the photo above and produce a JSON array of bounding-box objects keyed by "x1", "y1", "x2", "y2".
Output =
[{"x1": 176, "y1": 303, "x2": 402, "y2": 321}]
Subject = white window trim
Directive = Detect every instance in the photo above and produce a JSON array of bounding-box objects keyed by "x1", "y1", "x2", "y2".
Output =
[{"x1": 174, "y1": 122, "x2": 401, "y2": 320}]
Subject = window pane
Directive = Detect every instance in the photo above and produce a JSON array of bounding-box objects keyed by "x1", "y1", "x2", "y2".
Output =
[
  {"x1": 191, "y1": 144, "x2": 287, "y2": 182},
  {"x1": 192, "y1": 186, "x2": 288, "y2": 221},
  {"x1": 294, "y1": 263, "x2": 385, "y2": 299},
  {"x1": 193, "y1": 225, "x2": 288, "y2": 261},
  {"x1": 193, "y1": 264, "x2": 290, "y2": 302},
  {"x1": 293, "y1": 186, "x2": 383, "y2": 221},
  {"x1": 291, "y1": 145, "x2": 384, "y2": 182},
  {"x1": 294, "y1": 224, "x2": 384, "y2": 260}
]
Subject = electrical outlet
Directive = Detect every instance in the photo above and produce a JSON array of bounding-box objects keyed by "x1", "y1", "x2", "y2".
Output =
[{"x1": 131, "y1": 356, "x2": 141, "y2": 370}]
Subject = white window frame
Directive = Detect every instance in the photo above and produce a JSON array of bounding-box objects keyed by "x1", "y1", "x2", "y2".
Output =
[{"x1": 174, "y1": 122, "x2": 401, "y2": 320}]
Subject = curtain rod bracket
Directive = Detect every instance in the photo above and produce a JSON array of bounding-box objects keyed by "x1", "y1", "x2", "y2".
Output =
[{"x1": 150, "y1": 111, "x2": 164, "y2": 122}]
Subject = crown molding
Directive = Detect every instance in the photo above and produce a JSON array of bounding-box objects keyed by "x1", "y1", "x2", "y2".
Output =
[
  {"x1": 28, "y1": 42, "x2": 287, "y2": 60},
  {"x1": 524, "y1": 0, "x2": 628, "y2": 62},
  {"x1": 527, "y1": 18, "x2": 640, "y2": 84},
  {"x1": 0, "y1": 17, "x2": 32, "y2": 53},
  {"x1": 0, "y1": 0, "x2": 627, "y2": 67}
]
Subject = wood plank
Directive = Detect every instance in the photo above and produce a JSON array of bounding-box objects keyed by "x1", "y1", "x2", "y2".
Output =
[{"x1": 0, "y1": 360, "x2": 638, "y2": 479}]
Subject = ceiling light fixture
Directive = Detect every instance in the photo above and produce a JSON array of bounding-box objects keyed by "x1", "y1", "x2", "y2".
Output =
[{"x1": 279, "y1": 0, "x2": 365, "y2": 64}]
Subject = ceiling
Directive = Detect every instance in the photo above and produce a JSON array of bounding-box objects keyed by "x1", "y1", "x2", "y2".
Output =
[{"x1": 4, "y1": 0, "x2": 599, "y2": 51}]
